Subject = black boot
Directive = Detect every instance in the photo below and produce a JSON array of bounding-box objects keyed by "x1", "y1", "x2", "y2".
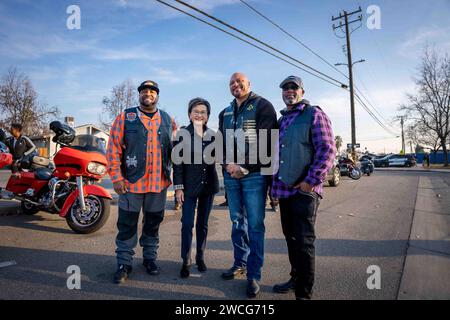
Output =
[
  {"x1": 143, "y1": 259, "x2": 160, "y2": 275},
  {"x1": 180, "y1": 263, "x2": 191, "y2": 278},
  {"x1": 196, "y1": 260, "x2": 207, "y2": 273},
  {"x1": 273, "y1": 277, "x2": 296, "y2": 293},
  {"x1": 113, "y1": 264, "x2": 132, "y2": 284}
]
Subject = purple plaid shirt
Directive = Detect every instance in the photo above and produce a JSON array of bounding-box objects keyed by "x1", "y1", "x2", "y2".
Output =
[{"x1": 271, "y1": 102, "x2": 336, "y2": 198}]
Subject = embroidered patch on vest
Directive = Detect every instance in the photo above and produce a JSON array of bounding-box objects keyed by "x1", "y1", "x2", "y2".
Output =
[
  {"x1": 126, "y1": 155, "x2": 138, "y2": 168},
  {"x1": 126, "y1": 112, "x2": 137, "y2": 122}
]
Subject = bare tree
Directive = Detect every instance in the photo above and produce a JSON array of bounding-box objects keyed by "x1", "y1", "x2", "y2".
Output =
[
  {"x1": 400, "y1": 47, "x2": 450, "y2": 166},
  {"x1": 99, "y1": 79, "x2": 137, "y2": 131},
  {"x1": 0, "y1": 67, "x2": 59, "y2": 136},
  {"x1": 407, "y1": 122, "x2": 441, "y2": 154}
]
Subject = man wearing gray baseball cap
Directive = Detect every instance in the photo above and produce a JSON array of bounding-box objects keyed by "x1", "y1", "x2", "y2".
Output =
[{"x1": 271, "y1": 75, "x2": 336, "y2": 299}]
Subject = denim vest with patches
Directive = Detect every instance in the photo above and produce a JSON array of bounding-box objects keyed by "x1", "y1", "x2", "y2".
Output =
[
  {"x1": 278, "y1": 104, "x2": 314, "y2": 186},
  {"x1": 121, "y1": 107, "x2": 172, "y2": 184}
]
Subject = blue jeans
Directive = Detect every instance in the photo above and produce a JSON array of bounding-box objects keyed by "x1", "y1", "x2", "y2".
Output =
[
  {"x1": 181, "y1": 193, "x2": 214, "y2": 264},
  {"x1": 223, "y1": 171, "x2": 266, "y2": 281}
]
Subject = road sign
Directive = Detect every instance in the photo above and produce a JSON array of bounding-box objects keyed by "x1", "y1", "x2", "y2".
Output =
[{"x1": 347, "y1": 143, "x2": 361, "y2": 148}]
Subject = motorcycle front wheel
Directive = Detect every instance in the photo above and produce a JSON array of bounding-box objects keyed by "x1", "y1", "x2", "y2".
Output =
[
  {"x1": 349, "y1": 167, "x2": 362, "y2": 180},
  {"x1": 66, "y1": 195, "x2": 110, "y2": 234}
]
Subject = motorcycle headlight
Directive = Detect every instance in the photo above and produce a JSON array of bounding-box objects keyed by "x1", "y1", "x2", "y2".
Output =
[{"x1": 87, "y1": 162, "x2": 107, "y2": 176}]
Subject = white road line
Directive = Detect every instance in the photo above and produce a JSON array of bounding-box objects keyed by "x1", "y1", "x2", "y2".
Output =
[{"x1": 0, "y1": 260, "x2": 17, "y2": 268}]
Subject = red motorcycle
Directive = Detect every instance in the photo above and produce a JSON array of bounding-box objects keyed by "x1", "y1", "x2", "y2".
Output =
[
  {"x1": 0, "y1": 141, "x2": 13, "y2": 168},
  {"x1": 0, "y1": 121, "x2": 112, "y2": 234}
]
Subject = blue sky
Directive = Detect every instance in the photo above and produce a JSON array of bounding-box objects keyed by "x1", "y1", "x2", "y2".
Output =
[{"x1": 1, "y1": 0, "x2": 449, "y2": 153}]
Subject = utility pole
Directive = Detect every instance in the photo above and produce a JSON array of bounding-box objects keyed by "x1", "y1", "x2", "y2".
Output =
[
  {"x1": 333, "y1": 7, "x2": 363, "y2": 162},
  {"x1": 400, "y1": 116, "x2": 405, "y2": 154}
]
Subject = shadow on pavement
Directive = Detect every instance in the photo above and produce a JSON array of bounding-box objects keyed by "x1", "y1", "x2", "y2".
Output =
[
  {"x1": 207, "y1": 238, "x2": 448, "y2": 257},
  {"x1": 0, "y1": 212, "x2": 74, "y2": 234},
  {"x1": 0, "y1": 246, "x2": 267, "y2": 300}
]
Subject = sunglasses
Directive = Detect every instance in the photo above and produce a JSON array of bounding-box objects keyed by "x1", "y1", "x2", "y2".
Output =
[{"x1": 282, "y1": 84, "x2": 300, "y2": 91}]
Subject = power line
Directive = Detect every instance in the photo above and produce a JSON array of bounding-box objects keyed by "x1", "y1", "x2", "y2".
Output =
[
  {"x1": 238, "y1": 0, "x2": 349, "y2": 80},
  {"x1": 238, "y1": 1, "x2": 397, "y2": 142},
  {"x1": 154, "y1": 0, "x2": 344, "y2": 88},
  {"x1": 354, "y1": 92, "x2": 399, "y2": 136},
  {"x1": 156, "y1": 0, "x2": 398, "y2": 136},
  {"x1": 353, "y1": 78, "x2": 395, "y2": 127},
  {"x1": 171, "y1": 0, "x2": 347, "y2": 88}
]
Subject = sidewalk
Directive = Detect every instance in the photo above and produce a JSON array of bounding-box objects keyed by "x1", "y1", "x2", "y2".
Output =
[
  {"x1": 376, "y1": 166, "x2": 450, "y2": 173},
  {"x1": 398, "y1": 175, "x2": 450, "y2": 299}
]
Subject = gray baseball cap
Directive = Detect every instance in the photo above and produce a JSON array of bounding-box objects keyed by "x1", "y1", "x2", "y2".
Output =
[{"x1": 279, "y1": 75, "x2": 303, "y2": 89}]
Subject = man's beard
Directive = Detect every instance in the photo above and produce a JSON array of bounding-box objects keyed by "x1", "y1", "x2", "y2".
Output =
[
  {"x1": 140, "y1": 96, "x2": 158, "y2": 108},
  {"x1": 283, "y1": 96, "x2": 299, "y2": 106}
]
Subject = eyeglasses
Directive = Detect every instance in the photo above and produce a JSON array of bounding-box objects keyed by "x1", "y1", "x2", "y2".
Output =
[
  {"x1": 282, "y1": 84, "x2": 300, "y2": 91},
  {"x1": 191, "y1": 111, "x2": 208, "y2": 116}
]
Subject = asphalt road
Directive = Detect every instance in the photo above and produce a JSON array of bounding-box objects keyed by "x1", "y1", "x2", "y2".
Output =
[{"x1": 0, "y1": 170, "x2": 447, "y2": 300}]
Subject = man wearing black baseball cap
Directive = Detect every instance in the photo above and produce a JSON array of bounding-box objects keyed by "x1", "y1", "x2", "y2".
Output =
[
  {"x1": 107, "y1": 79, "x2": 177, "y2": 284},
  {"x1": 138, "y1": 80, "x2": 160, "y2": 94}
]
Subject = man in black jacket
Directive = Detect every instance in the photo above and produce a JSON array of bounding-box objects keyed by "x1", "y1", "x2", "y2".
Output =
[
  {"x1": 5, "y1": 123, "x2": 36, "y2": 174},
  {"x1": 218, "y1": 72, "x2": 277, "y2": 298}
]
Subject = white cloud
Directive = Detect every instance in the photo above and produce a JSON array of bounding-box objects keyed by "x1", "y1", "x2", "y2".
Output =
[
  {"x1": 398, "y1": 25, "x2": 450, "y2": 59},
  {"x1": 149, "y1": 67, "x2": 226, "y2": 84},
  {"x1": 91, "y1": 46, "x2": 196, "y2": 61}
]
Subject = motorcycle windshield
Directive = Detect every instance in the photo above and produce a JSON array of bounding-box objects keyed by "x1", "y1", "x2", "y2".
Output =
[{"x1": 69, "y1": 134, "x2": 106, "y2": 154}]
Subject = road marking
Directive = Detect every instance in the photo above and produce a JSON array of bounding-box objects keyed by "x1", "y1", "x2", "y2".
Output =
[{"x1": 0, "y1": 260, "x2": 17, "y2": 268}]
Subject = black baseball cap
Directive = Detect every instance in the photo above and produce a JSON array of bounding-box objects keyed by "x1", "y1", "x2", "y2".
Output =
[{"x1": 138, "y1": 80, "x2": 159, "y2": 94}]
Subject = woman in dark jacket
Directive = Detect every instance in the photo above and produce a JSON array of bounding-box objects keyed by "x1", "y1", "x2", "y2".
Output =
[{"x1": 173, "y1": 97, "x2": 219, "y2": 278}]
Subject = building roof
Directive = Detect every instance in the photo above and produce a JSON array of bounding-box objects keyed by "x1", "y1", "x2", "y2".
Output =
[{"x1": 74, "y1": 124, "x2": 109, "y2": 136}]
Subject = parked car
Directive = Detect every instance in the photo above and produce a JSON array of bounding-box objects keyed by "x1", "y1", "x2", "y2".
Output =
[
  {"x1": 326, "y1": 158, "x2": 341, "y2": 187},
  {"x1": 373, "y1": 154, "x2": 393, "y2": 167},
  {"x1": 387, "y1": 154, "x2": 416, "y2": 167},
  {"x1": 373, "y1": 154, "x2": 416, "y2": 167}
]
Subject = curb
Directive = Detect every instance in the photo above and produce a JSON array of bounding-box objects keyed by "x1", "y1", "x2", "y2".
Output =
[{"x1": 375, "y1": 168, "x2": 450, "y2": 174}]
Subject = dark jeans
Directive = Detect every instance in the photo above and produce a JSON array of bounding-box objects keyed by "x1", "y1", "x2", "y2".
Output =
[
  {"x1": 116, "y1": 208, "x2": 164, "y2": 266},
  {"x1": 279, "y1": 191, "x2": 320, "y2": 299},
  {"x1": 181, "y1": 193, "x2": 214, "y2": 264}
]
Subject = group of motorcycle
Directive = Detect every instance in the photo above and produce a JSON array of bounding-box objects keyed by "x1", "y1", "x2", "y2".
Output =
[
  {"x1": 0, "y1": 121, "x2": 112, "y2": 234},
  {"x1": 338, "y1": 155, "x2": 374, "y2": 180}
]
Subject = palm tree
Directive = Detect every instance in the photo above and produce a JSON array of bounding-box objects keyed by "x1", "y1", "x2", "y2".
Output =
[{"x1": 335, "y1": 135, "x2": 343, "y2": 153}]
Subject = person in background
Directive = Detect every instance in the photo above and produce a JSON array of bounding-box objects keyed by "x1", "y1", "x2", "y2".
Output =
[{"x1": 5, "y1": 123, "x2": 36, "y2": 176}]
